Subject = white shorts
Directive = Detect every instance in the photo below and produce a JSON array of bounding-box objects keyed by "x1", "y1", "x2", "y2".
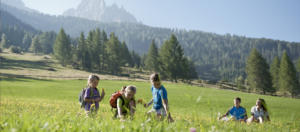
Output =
[{"x1": 148, "y1": 108, "x2": 166, "y2": 116}]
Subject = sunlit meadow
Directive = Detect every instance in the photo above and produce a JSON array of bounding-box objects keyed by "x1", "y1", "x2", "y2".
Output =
[{"x1": 1, "y1": 78, "x2": 300, "y2": 131}]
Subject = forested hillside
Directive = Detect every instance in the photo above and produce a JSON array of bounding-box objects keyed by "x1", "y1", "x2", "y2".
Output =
[{"x1": 1, "y1": 3, "x2": 300, "y2": 81}]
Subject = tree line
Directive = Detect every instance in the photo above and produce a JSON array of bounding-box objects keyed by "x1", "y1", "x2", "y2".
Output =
[
  {"x1": 245, "y1": 48, "x2": 300, "y2": 97},
  {"x1": 52, "y1": 28, "x2": 197, "y2": 82}
]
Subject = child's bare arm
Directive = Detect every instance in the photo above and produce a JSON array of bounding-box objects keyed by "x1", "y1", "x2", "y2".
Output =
[
  {"x1": 95, "y1": 88, "x2": 105, "y2": 102},
  {"x1": 162, "y1": 99, "x2": 169, "y2": 114},
  {"x1": 219, "y1": 111, "x2": 230, "y2": 119},
  {"x1": 117, "y1": 99, "x2": 125, "y2": 119},
  {"x1": 129, "y1": 100, "x2": 136, "y2": 116},
  {"x1": 144, "y1": 99, "x2": 153, "y2": 108},
  {"x1": 266, "y1": 115, "x2": 270, "y2": 121},
  {"x1": 117, "y1": 107, "x2": 124, "y2": 119},
  {"x1": 162, "y1": 99, "x2": 174, "y2": 122}
]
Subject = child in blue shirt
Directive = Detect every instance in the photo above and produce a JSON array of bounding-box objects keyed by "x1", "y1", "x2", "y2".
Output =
[
  {"x1": 219, "y1": 97, "x2": 248, "y2": 122},
  {"x1": 144, "y1": 73, "x2": 174, "y2": 122}
]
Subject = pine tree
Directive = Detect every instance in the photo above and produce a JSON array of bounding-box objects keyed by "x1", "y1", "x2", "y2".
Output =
[
  {"x1": 279, "y1": 51, "x2": 299, "y2": 97},
  {"x1": 297, "y1": 58, "x2": 300, "y2": 82},
  {"x1": 246, "y1": 48, "x2": 274, "y2": 94},
  {"x1": 159, "y1": 34, "x2": 185, "y2": 82},
  {"x1": 270, "y1": 56, "x2": 280, "y2": 91},
  {"x1": 22, "y1": 33, "x2": 32, "y2": 51},
  {"x1": 120, "y1": 41, "x2": 132, "y2": 67},
  {"x1": 29, "y1": 35, "x2": 42, "y2": 54},
  {"x1": 0, "y1": 34, "x2": 9, "y2": 48},
  {"x1": 39, "y1": 32, "x2": 56, "y2": 54},
  {"x1": 105, "y1": 33, "x2": 122, "y2": 74},
  {"x1": 92, "y1": 28, "x2": 102, "y2": 71},
  {"x1": 181, "y1": 57, "x2": 198, "y2": 82},
  {"x1": 53, "y1": 28, "x2": 71, "y2": 66},
  {"x1": 99, "y1": 30, "x2": 108, "y2": 71},
  {"x1": 145, "y1": 40, "x2": 160, "y2": 72},
  {"x1": 76, "y1": 32, "x2": 90, "y2": 70},
  {"x1": 86, "y1": 30, "x2": 95, "y2": 68},
  {"x1": 131, "y1": 51, "x2": 141, "y2": 68}
]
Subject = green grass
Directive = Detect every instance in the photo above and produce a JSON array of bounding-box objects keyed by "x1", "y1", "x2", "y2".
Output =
[{"x1": 1, "y1": 78, "x2": 300, "y2": 131}]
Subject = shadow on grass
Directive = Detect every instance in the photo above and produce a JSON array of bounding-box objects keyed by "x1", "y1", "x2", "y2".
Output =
[
  {"x1": 0, "y1": 56, "x2": 53, "y2": 70},
  {"x1": 0, "y1": 73, "x2": 53, "y2": 82}
]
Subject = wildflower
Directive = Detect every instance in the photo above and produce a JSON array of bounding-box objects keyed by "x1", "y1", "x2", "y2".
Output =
[{"x1": 190, "y1": 127, "x2": 197, "y2": 132}]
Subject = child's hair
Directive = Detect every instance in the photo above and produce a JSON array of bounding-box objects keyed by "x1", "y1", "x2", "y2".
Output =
[
  {"x1": 258, "y1": 98, "x2": 268, "y2": 112},
  {"x1": 235, "y1": 97, "x2": 241, "y2": 103},
  {"x1": 125, "y1": 85, "x2": 137, "y2": 93},
  {"x1": 150, "y1": 73, "x2": 160, "y2": 82},
  {"x1": 87, "y1": 74, "x2": 100, "y2": 86}
]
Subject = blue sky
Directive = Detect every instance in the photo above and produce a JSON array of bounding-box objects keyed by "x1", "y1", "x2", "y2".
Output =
[{"x1": 22, "y1": 0, "x2": 300, "y2": 42}]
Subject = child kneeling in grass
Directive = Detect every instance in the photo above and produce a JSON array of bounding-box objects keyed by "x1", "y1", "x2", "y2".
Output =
[
  {"x1": 114, "y1": 85, "x2": 137, "y2": 121},
  {"x1": 144, "y1": 73, "x2": 174, "y2": 122}
]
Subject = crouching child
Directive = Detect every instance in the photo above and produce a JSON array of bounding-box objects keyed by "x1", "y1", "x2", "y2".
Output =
[{"x1": 110, "y1": 85, "x2": 137, "y2": 121}]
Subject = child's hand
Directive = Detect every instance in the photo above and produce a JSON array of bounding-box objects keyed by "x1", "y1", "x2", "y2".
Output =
[
  {"x1": 144, "y1": 103, "x2": 148, "y2": 108},
  {"x1": 167, "y1": 114, "x2": 174, "y2": 123},
  {"x1": 101, "y1": 88, "x2": 105, "y2": 97}
]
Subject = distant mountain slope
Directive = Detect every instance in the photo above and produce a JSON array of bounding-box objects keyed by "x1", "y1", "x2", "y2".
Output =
[
  {"x1": 1, "y1": 9, "x2": 37, "y2": 33},
  {"x1": 2, "y1": 0, "x2": 38, "y2": 13},
  {"x1": 63, "y1": 0, "x2": 137, "y2": 23},
  {"x1": 1, "y1": 3, "x2": 300, "y2": 81},
  {"x1": 0, "y1": 9, "x2": 38, "y2": 48}
]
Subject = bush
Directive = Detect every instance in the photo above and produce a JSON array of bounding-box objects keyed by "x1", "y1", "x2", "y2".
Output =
[{"x1": 10, "y1": 46, "x2": 22, "y2": 54}]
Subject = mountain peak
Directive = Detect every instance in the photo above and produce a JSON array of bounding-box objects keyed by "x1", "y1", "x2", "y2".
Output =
[
  {"x1": 2, "y1": 0, "x2": 25, "y2": 9},
  {"x1": 63, "y1": 0, "x2": 137, "y2": 23}
]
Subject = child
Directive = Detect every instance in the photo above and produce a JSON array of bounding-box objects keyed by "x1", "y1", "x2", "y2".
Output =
[
  {"x1": 247, "y1": 98, "x2": 270, "y2": 123},
  {"x1": 144, "y1": 73, "x2": 174, "y2": 122},
  {"x1": 116, "y1": 85, "x2": 137, "y2": 121},
  {"x1": 219, "y1": 97, "x2": 247, "y2": 122},
  {"x1": 84, "y1": 75, "x2": 105, "y2": 116}
]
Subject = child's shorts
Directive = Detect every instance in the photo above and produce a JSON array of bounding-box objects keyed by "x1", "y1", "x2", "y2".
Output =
[{"x1": 148, "y1": 108, "x2": 166, "y2": 116}]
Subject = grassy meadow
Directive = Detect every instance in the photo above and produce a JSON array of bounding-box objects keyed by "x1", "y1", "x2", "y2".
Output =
[
  {"x1": 1, "y1": 78, "x2": 300, "y2": 132},
  {"x1": 1, "y1": 52, "x2": 300, "y2": 131}
]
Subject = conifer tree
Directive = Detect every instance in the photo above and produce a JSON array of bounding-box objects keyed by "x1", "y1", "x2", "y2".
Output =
[
  {"x1": 53, "y1": 28, "x2": 71, "y2": 66},
  {"x1": 270, "y1": 56, "x2": 280, "y2": 91},
  {"x1": 159, "y1": 34, "x2": 185, "y2": 82},
  {"x1": 76, "y1": 32, "x2": 91, "y2": 70},
  {"x1": 39, "y1": 32, "x2": 56, "y2": 54},
  {"x1": 0, "y1": 34, "x2": 9, "y2": 48},
  {"x1": 105, "y1": 33, "x2": 122, "y2": 74},
  {"x1": 279, "y1": 51, "x2": 299, "y2": 97},
  {"x1": 99, "y1": 30, "x2": 108, "y2": 71},
  {"x1": 120, "y1": 41, "x2": 132, "y2": 66},
  {"x1": 92, "y1": 28, "x2": 102, "y2": 70},
  {"x1": 246, "y1": 48, "x2": 274, "y2": 94},
  {"x1": 22, "y1": 33, "x2": 32, "y2": 51},
  {"x1": 86, "y1": 30, "x2": 95, "y2": 68},
  {"x1": 297, "y1": 58, "x2": 300, "y2": 82},
  {"x1": 29, "y1": 35, "x2": 42, "y2": 54},
  {"x1": 145, "y1": 40, "x2": 160, "y2": 72},
  {"x1": 131, "y1": 51, "x2": 141, "y2": 68}
]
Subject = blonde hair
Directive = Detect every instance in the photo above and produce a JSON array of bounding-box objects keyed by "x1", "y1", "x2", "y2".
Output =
[
  {"x1": 87, "y1": 74, "x2": 100, "y2": 86},
  {"x1": 150, "y1": 73, "x2": 160, "y2": 82},
  {"x1": 125, "y1": 85, "x2": 137, "y2": 93}
]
